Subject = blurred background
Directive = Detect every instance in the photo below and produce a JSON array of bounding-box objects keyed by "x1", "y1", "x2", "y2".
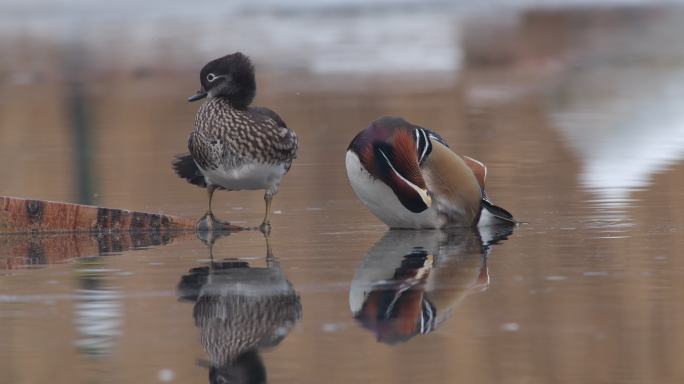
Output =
[{"x1": 2, "y1": 0, "x2": 684, "y2": 383}]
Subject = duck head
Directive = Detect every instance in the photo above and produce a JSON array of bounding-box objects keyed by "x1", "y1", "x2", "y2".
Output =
[
  {"x1": 188, "y1": 52, "x2": 256, "y2": 109},
  {"x1": 349, "y1": 116, "x2": 433, "y2": 213}
]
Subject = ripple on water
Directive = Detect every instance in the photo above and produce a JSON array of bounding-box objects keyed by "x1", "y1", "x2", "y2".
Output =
[{"x1": 579, "y1": 188, "x2": 640, "y2": 239}]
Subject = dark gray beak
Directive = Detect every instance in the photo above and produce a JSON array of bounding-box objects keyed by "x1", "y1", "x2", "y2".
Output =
[{"x1": 188, "y1": 90, "x2": 208, "y2": 102}]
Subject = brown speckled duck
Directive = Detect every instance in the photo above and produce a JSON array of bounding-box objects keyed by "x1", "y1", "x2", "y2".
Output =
[
  {"x1": 177, "y1": 235, "x2": 301, "y2": 383},
  {"x1": 173, "y1": 52, "x2": 298, "y2": 231}
]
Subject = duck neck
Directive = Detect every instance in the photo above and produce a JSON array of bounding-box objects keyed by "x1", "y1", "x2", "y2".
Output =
[{"x1": 210, "y1": 95, "x2": 249, "y2": 111}]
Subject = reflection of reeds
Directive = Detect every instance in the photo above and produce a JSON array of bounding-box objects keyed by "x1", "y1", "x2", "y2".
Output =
[{"x1": 73, "y1": 257, "x2": 122, "y2": 358}]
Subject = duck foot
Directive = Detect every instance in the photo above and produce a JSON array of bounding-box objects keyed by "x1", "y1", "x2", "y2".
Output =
[
  {"x1": 258, "y1": 221, "x2": 272, "y2": 235},
  {"x1": 468, "y1": 263, "x2": 490, "y2": 294},
  {"x1": 196, "y1": 212, "x2": 242, "y2": 232}
]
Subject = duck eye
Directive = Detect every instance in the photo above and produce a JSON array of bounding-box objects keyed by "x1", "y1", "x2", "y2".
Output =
[{"x1": 206, "y1": 73, "x2": 218, "y2": 82}]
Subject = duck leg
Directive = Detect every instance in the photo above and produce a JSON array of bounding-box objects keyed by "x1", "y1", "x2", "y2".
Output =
[
  {"x1": 259, "y1": 191, "x2": 273, "y2": 233},
  {"x1": 197, "y1": 184, "x2": 228, "y2": 231},
  {"x1": 263, "y1": 230, "x2": 277, "y2": 268},
  {"x1": 468, "y1": 255, "x2": 490, "y2": 294}
]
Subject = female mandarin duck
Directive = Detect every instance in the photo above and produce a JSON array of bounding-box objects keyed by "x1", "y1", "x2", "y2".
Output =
[
  {"x1": 172, "y1": 52, "x2": 298, "y2": 232},
  {"x1": 345, "y1": 116, "x2": 515, "y2": 229}
]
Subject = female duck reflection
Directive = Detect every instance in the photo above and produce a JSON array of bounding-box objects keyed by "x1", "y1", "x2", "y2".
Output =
[
  {"x1": 349, "y1": 227, "x2": 513, "y2": 344},
  {"x1": 177, "y1": 234, "x2": 301, "y2": 383}
]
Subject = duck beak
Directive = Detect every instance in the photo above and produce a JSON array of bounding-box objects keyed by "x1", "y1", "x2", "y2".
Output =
[
  {"x1": 421, "y1": 190, "x2": 432, "y2": 208},
  {"x1": 373, "y1": 142, "x2": 432, "y2": 213},
  {"x1": 188, "y1": 89, "x2": 207, "y2": 102}
]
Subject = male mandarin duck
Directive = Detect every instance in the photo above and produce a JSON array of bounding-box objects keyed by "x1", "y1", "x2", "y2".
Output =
[
  {"x1": 349, "y1": 227, "x2": 514, "y2": 343},
  {"x1": 345, "y1": 116, "x2": 515, "y2": 229}
]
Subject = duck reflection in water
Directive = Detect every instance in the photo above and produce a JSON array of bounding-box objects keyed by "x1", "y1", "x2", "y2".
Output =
[
  {"x1": 178, "y1": 232, "x2": 301, "y2": 384},
  {"x1": 349, "y1": 226, "x2": 513, "y2": 344}
]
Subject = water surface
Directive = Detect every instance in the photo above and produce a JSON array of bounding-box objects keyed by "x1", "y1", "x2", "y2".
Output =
[{"x1": 2, "y1": 3, "x2": 684, "y2": 383}]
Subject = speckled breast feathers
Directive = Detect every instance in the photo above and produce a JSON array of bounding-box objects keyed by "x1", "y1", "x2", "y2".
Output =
[{"x1": 189, "y1": 98, "x2": 298, "y2": 172}]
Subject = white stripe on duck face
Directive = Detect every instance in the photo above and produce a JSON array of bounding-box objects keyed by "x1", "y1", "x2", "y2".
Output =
[
  {"x1": 420, "y1": 299, "x2": 435, "y2": 334},
  {"x1": 414, "y1": 128, "x2": 432, "y2": 164},
  {"x1": 376, "y1": 148, "x2": 431, "y2": 207}
]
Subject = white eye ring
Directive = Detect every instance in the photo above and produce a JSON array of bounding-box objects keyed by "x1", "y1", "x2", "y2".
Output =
[{"x1": 206, "y1": 73, "x2": 218, "y2": 82}]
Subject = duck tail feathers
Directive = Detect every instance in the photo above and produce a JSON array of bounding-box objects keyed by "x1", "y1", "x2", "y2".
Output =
[
  {"x1": 172, "y1": 153, "x2": 207, "y2": 188},
  {"x1": 481, "y1": 198, "x2": 518, "y2": 225}
]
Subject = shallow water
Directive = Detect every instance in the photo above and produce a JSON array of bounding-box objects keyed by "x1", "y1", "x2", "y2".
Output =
[{"x1": 3, "y1": 3, "x2": 684, "y2": 384}]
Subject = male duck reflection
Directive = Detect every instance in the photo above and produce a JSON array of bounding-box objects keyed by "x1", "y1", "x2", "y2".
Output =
[
  {"x1": 349, "y1": 227, "x2": 512, "y2": 344},
  {"x1": 173, "y1": 52, "x2": 299, "y2": 232},
  {"x1": 177, "y1": 234, "x2": 301, "y2": 384},
  {"x1": 346, "y1": 116, "x2": 515, "y2": 228}
]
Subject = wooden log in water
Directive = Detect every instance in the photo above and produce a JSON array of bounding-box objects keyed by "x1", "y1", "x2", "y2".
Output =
[{"x1": 0, "y1": 196, "x2": 240, "y2": 233}]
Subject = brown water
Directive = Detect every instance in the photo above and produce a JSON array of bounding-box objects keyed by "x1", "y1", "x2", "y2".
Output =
[{"x1": 3, "y1": 3, "x2": 684, "y2": 384}]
